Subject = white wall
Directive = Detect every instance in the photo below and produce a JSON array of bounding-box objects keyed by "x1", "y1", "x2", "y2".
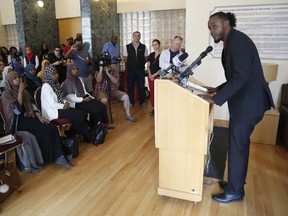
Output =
[
  {"x1": 55, "y1": 0, "x2": 81, "y2": 19},
  {"x1": 186, "y1": 0, "x2": 288, "y2": 120},
  {"x1": 117, "y1": 0, "x2": 185, "y2": 13},
  {"x1": 0, "y1": 0, "x2": 16, "y2": 25}
]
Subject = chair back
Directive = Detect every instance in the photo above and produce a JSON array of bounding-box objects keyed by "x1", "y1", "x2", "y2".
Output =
[
  {"x1": 0, "y1": 97, "x2": 6, "y2": 135},
  {"x1": 34, "y1": 87, "x2": 42, "y2": 111},
  {"x1": 0, "y1": 97, "x2": 5, "y2": 122}
]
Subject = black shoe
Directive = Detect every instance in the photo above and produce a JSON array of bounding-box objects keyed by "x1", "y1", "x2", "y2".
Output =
[
  {"x1": 218, "y1": 181, "x2": 245, "y2": 196},
  {"x1": 55, "y1": 155, "x2": 72, "y2": 169},
  {"x1": 212, "y1": 192, "x2": 244, "y2": 203}
]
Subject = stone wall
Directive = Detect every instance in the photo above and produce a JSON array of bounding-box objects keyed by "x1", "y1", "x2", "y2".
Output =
[{"x1": 14, "y1": 0, "x2": 59, "y2": 54}]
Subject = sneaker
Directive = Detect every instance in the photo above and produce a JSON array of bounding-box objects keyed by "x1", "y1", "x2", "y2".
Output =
[
  {"x1": 55, "y1": 155, "x2": 72, "y2": 169},
  {"x1": 140, "y1": 103, "x2": 147, "y2": 109},
  {"x1": 149, "y1": 109, "x2": 154, "y2": 116},
  {"x1": 126, "y1": 115, "x2": 137, "y2": 122}
]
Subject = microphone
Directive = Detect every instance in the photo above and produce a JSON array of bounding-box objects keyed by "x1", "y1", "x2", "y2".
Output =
[
  {"x1": 159, "y1": 52, "x2": 188, "y2": 77},
  {"x1": 178, "y1": 46, "x2": 213, "y2": 82}
]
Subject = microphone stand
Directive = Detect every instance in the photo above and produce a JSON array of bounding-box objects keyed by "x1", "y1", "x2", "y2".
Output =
[{"x1": 104, "y1": 70, "x2": 114, "y2": 124}]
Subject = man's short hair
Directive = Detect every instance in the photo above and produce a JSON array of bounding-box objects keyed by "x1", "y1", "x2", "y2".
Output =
[
  {"x1": 173, "y1": 36, "x2": 183, "y2": 41},
  {"x1": 133, "y1": 31, "x2": 141, "y2": 36}
]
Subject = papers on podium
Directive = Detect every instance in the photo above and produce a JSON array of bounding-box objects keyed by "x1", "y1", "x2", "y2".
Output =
[
  {"x1": 0, "y1": 134, "x2": 16, "y2": 145},
  {"x1": 180, "y1": 78, "x2": 208, "y2": 93}
]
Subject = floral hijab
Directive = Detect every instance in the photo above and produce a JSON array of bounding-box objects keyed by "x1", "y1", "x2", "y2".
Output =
[{"x1": 42, "y1": 66, "x2": 64, "y2": 103}]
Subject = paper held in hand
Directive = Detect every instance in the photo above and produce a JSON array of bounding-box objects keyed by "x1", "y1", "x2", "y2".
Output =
[{"x1": 0, "y1": 135, "x2": 16, "y2": 145}]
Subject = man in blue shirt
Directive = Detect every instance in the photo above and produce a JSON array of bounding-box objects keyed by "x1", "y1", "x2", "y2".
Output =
[{"x1": 102, "y1": 35, "x2": 121, "y2": 71}]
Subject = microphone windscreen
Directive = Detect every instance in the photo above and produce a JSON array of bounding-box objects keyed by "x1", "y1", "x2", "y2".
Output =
[
  {"x1": 206, "y1": 46, "x2": 213, "y2": 53},
  {"x1": 178, "y1": 52, "x2": 189, "y2": 61}
]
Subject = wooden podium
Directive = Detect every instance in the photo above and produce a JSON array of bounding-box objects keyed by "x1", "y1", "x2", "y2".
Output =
[{"x1": 155, "y1": 79, "x2": 214, "y2": 202}]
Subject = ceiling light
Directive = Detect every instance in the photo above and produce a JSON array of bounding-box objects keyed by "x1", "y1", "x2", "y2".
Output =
[{"x1": 36, "y1": 0, "x2": 44, "y2": 8}]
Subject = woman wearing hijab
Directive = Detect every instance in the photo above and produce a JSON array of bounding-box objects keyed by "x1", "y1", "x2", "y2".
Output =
[
  {"x1": 24, "y1": 63, "x2": 42, "y2": 96},
  {"x1": 41, "y1": 66, "x2": 91, "y2": 141},
  {"x1": 37, "y1": 59, "x2": 50, "y2": 83},
  {"x1": 2, "y1": 71, "x2": 72, "y2": 168},
  {"x1": 62, "y1": 64, "x2": 109, "y2": 130},
  {"x1": 0, "y1": 66, "x2": 12, "y2": 91}
]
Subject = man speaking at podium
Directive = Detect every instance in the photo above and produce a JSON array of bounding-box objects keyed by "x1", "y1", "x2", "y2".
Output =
[{"x1": 201, "y1": 12, "x2": 274, "y2": 203}]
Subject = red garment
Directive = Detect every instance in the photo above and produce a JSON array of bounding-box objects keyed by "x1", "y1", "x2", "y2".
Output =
[
  {"x1": 25, "y1": 44, "x2": 33, "y2": 62},
  {"x1": 63, "y1": 45, "x2": 71, "y2": 55},
  {"x1": 148, "y1": 77, "x2": 157, "y2": 108}
]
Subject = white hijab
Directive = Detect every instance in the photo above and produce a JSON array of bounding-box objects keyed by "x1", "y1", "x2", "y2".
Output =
[{"x1": 0, "y1": 66, "x2": 13, "y2": 88}]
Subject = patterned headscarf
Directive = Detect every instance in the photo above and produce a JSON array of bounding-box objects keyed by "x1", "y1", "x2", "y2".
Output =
[
  {"x1": 42, "y1": 66, "x2": 64, "y2": 103},
  {"x1": 62, "y1": 64, "x2": 85, "y2": 97}
]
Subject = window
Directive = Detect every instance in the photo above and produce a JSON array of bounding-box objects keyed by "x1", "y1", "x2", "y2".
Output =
[{"x1": 119, "y1": 9, "x2": 186, "y2": 54}]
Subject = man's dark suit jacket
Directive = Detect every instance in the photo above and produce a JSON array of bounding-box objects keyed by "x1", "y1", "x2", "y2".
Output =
[{"x1": 213, "y1": 29, "x2": 274, "y2": 121}]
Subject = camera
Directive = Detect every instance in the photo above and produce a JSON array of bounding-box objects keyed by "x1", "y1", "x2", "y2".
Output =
[
  {"x1": 22, "y1": 72, "x2": 27, "y2": 83},
  {"x1": 95, "y1": 52, "x2": 112, "y2": 70},
  {"x1": 11, "y1": 50, "x2": 23, "y2": 62}
]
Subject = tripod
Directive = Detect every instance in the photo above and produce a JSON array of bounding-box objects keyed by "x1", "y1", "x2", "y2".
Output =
[{"x1": 103, "y1": 71, "x2": 114, "y2": 124}]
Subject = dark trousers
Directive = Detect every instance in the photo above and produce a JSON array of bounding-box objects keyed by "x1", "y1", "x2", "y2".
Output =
[
  {"x1": 128, "y1": 70, "x2": 145, "y2": 105},
  {"x1": 17, "y1": 117, "x2": 63, "y2": 163},
  {"x1": 227, "y1": 115, "x2": 263, "y2": 194},
  {"x1": 75, "y1": 99, "x2": 109, "y2": 128},
  {"x1": 58, "y1": 108, "x2": 89, "y2": 136}
]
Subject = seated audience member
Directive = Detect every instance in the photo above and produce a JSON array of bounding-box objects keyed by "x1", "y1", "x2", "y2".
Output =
[
  {"x1": 62, "y1": 64, "x2": 109, "y2": 130},
  {"x1": 48, "y1": 46, "x2": 67, "y2": 84},
  {"x1": 23, "y1": 44, "x2": 39, "y2": 70},
  {"x1": 37, "y1": 59, "x2": 50, "y2": 83},
  {"x1": 41, "y1": 66, "x2": 91, "y2": 141},
  {"x1": 2, "y1": 71, "x2": 72, "y2": 168},
  {"x1": 0, "y1": 60, "x2": 5, "y2": 81},
  {"x1": 0, "y1": 66, "x2": 12, "y2": 92},
  {"x1": 1, "y1": 46, "x2": 9, "y2": 66},
  {"x1": 8, "y1": 47, "x2": 24, "y2": 73},
  {"x1": 24, "y1": 64, "x2": 42, "y2": 96},
  {"x1": 95, "y1": 55, "x2": 136, "y2": 122},
  {"x1": 38, "y1": 42, "x2": 49, "y2": 65},
  {"x1": 60, "y1": 43, "x2": 66, "y2": 53},
  {"x1": 64, "y1": 37, "x2": 93, "y2": 94}
]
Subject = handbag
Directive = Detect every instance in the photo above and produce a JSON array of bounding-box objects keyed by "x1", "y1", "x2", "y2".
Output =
[
  {"x1": 0, "y1": 162, "x2": 22, "y2": 203},
  {"x1": 62, "y1": 136, "x2": 79, "y2": 157},
  {"x1": 93, "y1": 122, "x2": 108, "y2": 146}
]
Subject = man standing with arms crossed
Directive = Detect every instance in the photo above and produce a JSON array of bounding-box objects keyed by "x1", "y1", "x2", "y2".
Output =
[{"x1": 123, "y1": 31, "x2": 149, "y2": 108}]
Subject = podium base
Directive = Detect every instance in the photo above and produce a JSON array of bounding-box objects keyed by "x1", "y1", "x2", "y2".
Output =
[{"x1": 158, "y1": 187, "x2": 202, "y2": 203}]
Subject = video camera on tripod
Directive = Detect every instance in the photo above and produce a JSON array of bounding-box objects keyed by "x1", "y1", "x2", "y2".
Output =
[{"x1": 95, "y1": 52, "x2": 112, "y2": 70}]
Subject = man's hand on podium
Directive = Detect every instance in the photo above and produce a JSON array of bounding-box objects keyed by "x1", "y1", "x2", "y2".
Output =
[
  {"x1": 198, "y1": 94, "x2": 215, "y2": 104},
  {"x1": 206, "y1": 87, "x2": 219, "y2": 93}
]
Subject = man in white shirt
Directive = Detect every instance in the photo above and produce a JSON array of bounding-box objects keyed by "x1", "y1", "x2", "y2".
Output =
[{"x1": 159, "y1": 36, "x2": 187, "y2": 76}]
